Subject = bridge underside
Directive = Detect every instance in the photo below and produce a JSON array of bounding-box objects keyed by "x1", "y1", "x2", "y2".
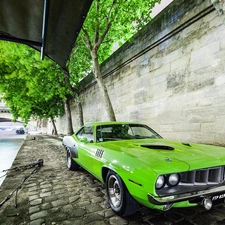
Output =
[
  {"x1": 0, "y1": 118, "x2": 12, "y2": 122},
  {"x1": 0, "y1": 118, "x2": 21, "y2": 122}
]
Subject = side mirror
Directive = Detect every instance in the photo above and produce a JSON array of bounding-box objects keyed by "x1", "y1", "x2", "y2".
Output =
[{"x1": 80, "y1": 137, "x2": 88, "y2": 143}]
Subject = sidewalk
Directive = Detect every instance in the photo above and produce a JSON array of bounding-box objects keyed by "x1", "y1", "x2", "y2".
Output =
[{"x1": 0, "y1": 135, "x2": 225, "y2": 225}]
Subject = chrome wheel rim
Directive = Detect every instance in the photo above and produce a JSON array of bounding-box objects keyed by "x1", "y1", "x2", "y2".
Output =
[{"x1": 108, "y1": 175, "x2": 122, "y2": 208}]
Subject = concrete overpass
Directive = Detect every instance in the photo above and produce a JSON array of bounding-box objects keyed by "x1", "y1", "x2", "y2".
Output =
[
  {"x1": 0, "y1": 106, "x2": 13, "y2": 122},
  {"x1": 0, "y1": 107, "x2": 23, "y2": 124},
  {"x1": 0, "y1": 106, "x2": 39, "y2": 132}
]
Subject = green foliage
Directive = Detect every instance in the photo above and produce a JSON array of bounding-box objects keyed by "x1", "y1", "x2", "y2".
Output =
[
  {"x1": 68, "y1": 38, "x2": 92, "y2": 88},
  {"x1": 80, "y1": 0, "x2": 161, "y2": 63},
  {"x1": 0, "y1": 41, "x2": 67, "y2": 124},
  {"x1": 69, "y1": 0, "x2": 161, "y2": 86}
]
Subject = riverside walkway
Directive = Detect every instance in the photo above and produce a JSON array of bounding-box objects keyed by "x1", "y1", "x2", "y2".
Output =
[{"x1": 0, "y1": 135, "x2": 225, "y2": 225}]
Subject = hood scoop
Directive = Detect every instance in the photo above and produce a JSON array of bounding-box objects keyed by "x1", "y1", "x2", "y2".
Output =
[{"x1": 141, "y1": 145, "x2": 174, "y2": 150}]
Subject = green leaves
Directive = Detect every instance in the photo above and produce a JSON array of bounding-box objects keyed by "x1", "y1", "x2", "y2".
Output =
[
  {"x1": 80, "y1": 0, "x2": 161, "y2": 63},
  {"x1": 0, "y1": 41, "x2": 66, "y2": 124}
]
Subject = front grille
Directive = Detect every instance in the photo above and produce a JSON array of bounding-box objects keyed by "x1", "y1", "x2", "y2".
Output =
[
  {"x1": 180, "y1": 166, "x2": 225, "y2": 185},
  {"x1": 156, "y1": 166, "x2": 225, "y2": 197}
]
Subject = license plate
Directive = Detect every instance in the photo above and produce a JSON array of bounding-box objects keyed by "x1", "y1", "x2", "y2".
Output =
[{"x1": 211, "y1": 193, "x2": 225, "y2": 201}]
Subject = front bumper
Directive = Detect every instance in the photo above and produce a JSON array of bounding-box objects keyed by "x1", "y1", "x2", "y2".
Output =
[{"x1": 148, "y1": 185, "x2": 225, "y2": 205}]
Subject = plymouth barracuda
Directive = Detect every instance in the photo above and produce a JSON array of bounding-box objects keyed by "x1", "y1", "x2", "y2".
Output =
[{"x1": 62, "y1": 122, "x2": 225, "y2": 216}]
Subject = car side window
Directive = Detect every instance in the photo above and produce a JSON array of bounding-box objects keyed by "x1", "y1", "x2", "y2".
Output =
[{"x1": 76, "y1": 126, "x2": 94, "y2": 143}]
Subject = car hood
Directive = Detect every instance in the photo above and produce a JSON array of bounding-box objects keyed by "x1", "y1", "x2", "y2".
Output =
[{"x1": 100, "y1": 139, "x2": 225, "y2": 174}]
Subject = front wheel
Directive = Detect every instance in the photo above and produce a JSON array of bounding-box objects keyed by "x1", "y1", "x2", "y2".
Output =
[
  {"x1": 66, "y1": 148, "x2": 80, "y2": 171},
  {"x1": 106, "y1": 170, "x2": 139, "y2": 216}
]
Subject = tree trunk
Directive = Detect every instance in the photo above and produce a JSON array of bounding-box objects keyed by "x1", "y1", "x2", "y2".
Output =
[
  {"x1": 63, "y1": 68, "x2": 84, "y2": 128},
  {"x1": 76, "y1": 98, "x2": 84, "y2": 127},
  {"x1": 50, "y1": 116, "x2": 58, "y2": 135},
  {"x1": 63, "y1": 99, "x2": 74, "y2": 135},
  {"x1": 91, "y1": 49, "x2": 116, "y2": 121}
]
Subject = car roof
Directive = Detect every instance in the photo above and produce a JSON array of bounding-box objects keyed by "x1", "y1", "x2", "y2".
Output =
[{"x1": 83, "y1": 121, "x2": 142, "y2": 127}]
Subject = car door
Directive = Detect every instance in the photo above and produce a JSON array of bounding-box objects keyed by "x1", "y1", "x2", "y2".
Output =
[{"x1": 76, "y1": 125, "x2": 96, "y2": 173}]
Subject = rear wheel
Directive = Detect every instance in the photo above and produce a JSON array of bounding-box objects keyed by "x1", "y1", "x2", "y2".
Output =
[
  {"x1": 66, "y1": 148, "x2": 79, "y2": 171},
  {"x1": 106, "y1": 170, "x2": 139, "y2": 216}
]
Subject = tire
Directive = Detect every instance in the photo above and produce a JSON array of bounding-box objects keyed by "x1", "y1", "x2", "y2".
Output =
[
  {"x1": 106, "y1": 170, "x2": 139, "y2": 216},
  {"x1": 66, "y1": 148, "x2": 80, "y2": 171}
]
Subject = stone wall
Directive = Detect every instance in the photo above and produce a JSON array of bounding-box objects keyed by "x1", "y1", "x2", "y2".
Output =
[{"x1": 54, "y1": 0, "x2": 225, "y2": 145}]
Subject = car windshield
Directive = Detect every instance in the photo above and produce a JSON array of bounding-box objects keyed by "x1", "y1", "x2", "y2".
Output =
[{"x1": 96, "y1": 124, "x2": 162, "y2": 142}]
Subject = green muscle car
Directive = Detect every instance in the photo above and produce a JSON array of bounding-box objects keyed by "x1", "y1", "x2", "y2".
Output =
[{"x1": 62, "y1": 122, "x2": 225, "y2": 216}]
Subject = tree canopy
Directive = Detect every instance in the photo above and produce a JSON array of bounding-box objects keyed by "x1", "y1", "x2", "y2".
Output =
[{"x1": 0, "y1": 42, "x2": 66, "y2": 126}]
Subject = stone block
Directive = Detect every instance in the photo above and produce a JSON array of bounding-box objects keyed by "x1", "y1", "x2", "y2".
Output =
[
  {"x1": 191, "y1": 42, "x2": 220, "y2": 63},
  {"x1": 30, "y1": 210, "x2": 48, "y2": 220},
  {"x1": 159, "y1": 125, "x2": 174, "y2": 132},
  {"x1": 171, "y1": 55, "x2": 190, "y2": 71}
]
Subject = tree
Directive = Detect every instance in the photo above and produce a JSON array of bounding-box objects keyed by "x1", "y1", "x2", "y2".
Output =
[
  {"x1": 67, "y1": 39, "x2": 93, "y2": 127},
  {"x1": 79, "y1": 0, "x2": 161, "y2": 121},
  {"x1": 0, "y1": 41, "x2": 72, "y2": 134}
]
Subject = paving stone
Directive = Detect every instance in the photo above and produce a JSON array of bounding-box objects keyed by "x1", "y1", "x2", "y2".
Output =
[
  {"x1": 41, "y1": 188, "x2": 52, "y2": 193},
  {"x1": 104, "y1": 209, "x2": 116, "y2": 218},
  {"x1": 164, "y1": 212, "x2": 184, "y2": 223},
  {"x1": 91, "y1": 196, "x2": 105, "y2": 204},
  {"x1": 29, "y1": 195, "x2": 39, "y2": 201},
  {"x1": 176, "y1": 220, "x2": 194, "y2": 225},
  {"x1": 76, "y1": 200, "x2": 91, "y2": 207},
  {"x1": 29, "y1": 186, "x2": 39, "y2": 192},
  {"x1": 48, "y1": 212, "x2": 67, "y2": 222},
  {"x1": 88, "y1": 221, "x2": 110, "y2": 225},
  {"x1": 109, "y1": 216, "x2": 129, "y2": 225},
  {"x1": 62, "y1": 204, "x2": 74, "y2": 212},
  {"x1": 41, "y1": 203, "x2": 52, "y2": 210},
  {"x1": 83, "y1": 213, "x2": 104, "y2": 224},
  {"x1": 143, "y1": 215, "x2": 173, "y2": 225},
  {"x1": 29, "y1": 206, "x2": 40, "y2": 214},
  {"x1": 86, "y1": 204, "x2": 104, "y2": 213},
  {"x1": 40, "y1": 191, "x2": 52, "y2": 197},
  {"x1": 190, "y1": 214, "x2": 215, "y2": 225},
  {"x1": 70, "y1": 208, "x2": 87, "y2": 217},
  {"x1": 53, "y1": 185, "x2": 64, "y2": 190},
  {"x1": 30, "y1": 199, "x2": 43, "y2": 206},
  {"x1": 52, "y1": 199, "x2": 68, "y2": 207},
  {"x1": 26, "y1": 183, "x2": 37, "y2": 188},
  {"x1": 69, "y1": 195, "x2": 80, "y2": 203},
  {"x1": 30, "y1": 210, "x2": 48, "y2": 220},
  {"x1": 62, "y1": 219, "x2": 83, "y2": 225},
  {"x1": 40, "y1": 184, "x2": 52, "y2": 189},
  {"x1": 44, "y1": 196, "x2": 57, "y2": 203},
  {"x1": 30, "y1": 218, "x2": 45, "y2": 225},
  {"x1": 50, "y1": 207, "x2": 60, "y2": 214},
  {"x1": 40, "y1": 181, "x2": 49, "y2": 186},
  {"x1": 27, "y1": 190, "x2": 39, "y2": 196}
]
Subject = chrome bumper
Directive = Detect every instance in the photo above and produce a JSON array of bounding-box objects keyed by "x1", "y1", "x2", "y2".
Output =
[{"x1": 148, "y1": 185, "x2": 225, "y2": 205}]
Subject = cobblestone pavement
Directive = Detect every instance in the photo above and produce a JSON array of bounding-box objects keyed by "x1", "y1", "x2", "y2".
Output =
[{"x1": 1, "y1": 135, "x2": 225, "y2": 225}]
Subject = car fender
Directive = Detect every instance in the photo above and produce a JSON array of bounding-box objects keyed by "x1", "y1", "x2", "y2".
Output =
[
  {"x1": 62, "y1": 136, "x2": 78, "y2": 158},
  {"x1": 101, "y1": 159, "x2": 158, "y2": 206},
  {"x1": 101, "y1": 151, "x2": 157, "y2": 191}
]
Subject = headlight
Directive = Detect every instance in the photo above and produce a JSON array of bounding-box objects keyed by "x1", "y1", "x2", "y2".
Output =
[
  {"x1": 167, "y1": 173, "x2": 180, "y2": 187},
  {"x1": 155, "y1": 175, "x2": 165, "y2": 189}
]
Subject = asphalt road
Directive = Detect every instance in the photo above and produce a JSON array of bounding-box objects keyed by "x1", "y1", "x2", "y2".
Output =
[{"x1": 0, "y1": 134, "x2": 225, "y2": 225}]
